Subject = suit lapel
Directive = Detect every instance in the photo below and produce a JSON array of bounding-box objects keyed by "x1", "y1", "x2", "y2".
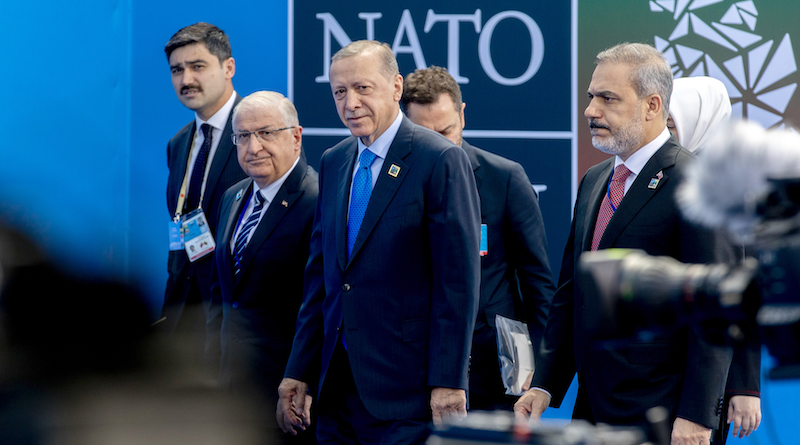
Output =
[
  {"x1": 168, "y1": 123, "x2": 196, "y2": 214},
  {"x1": 462, "y1": 141, "x2": 482, "y2": 193},
  {"x1": 346, "y1": 118, "x2": 413, "y2": 266},
  {"x1": 236, "y1": 157, "x2": 309, "y2": 285},
  {"x1": 220, "y1": 180, "x2": 252, "y2": 286},
  {"x1": 598, "y1": 139, "x2": 679, "y2": 249},
  {"x1": 336, "y1": 141, "x2": 358, "y2": 272},
  {"x1": 202, "y1": 94, "x2": 242, "y2": 210}
]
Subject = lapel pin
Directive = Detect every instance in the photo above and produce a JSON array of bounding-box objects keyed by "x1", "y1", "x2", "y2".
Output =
[
  {"x1": 648, "y1": 171, "x2": 664, "y2": 190},
  {"x1": 281, "y1": 200, "x2": 288, "y2": 207},
  {"x1": 388, "y1": 164, "x2": 401, "y2": 178},
  {"x1": 235, "y1": 190, "x2": 243, "y2": 201}
]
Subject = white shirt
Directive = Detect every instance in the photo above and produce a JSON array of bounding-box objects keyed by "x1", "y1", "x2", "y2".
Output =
[
  {"x1": 186, "y1": 91, "x2": 238, "y2": 202},
  {"x1": 230, "y1": 156, "x2": 301, "y2": 253}
]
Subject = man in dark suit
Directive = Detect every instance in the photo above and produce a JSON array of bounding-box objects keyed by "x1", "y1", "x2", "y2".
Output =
[
  {"x1": 514, "y1": 43, "x2": 733, "y2": 445},
  {"x1": 400, "y1": 66, "x2": 556, "y2": 411},
  {"x1": 277, "y1": 40, "x2": 481, "y2": 444},
  {"x1": 212, "y1": 91, "x2": 318, "y2": 444},
  {"x1": 163, "y1": 23, "x2": 246, "y2": 380}
]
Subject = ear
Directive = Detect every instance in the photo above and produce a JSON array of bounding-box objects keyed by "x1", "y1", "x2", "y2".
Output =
[
  {"x1": 392, "y1": 74, "x2": 404, "y2": 102},
  {"x1": 224, "y1": 57, "x2": 236, "y2": 80},
  {"x1": 292, "y1": 126, "x2": 303, "y2": 152},
  {"x1": 459, "y1": 102, "x2": 466, "y2": 130},
  {"x1": 644, "y1": 93, "x2": 663, "y2": 122}
]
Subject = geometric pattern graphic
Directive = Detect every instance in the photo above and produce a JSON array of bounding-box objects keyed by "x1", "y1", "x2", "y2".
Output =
[{"x1": 650, "y1": 0, "x2": 798, "y2": 130}]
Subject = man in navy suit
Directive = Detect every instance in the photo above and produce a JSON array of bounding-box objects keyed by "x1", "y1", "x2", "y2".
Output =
[
  {"x1": 163, "y1": 23, "x2": 246, "y2": 380},
  {"x1": 400, "y1": 66, "x2": 555, "y2": 411},
  {"x1": 277, "y1": 40, "x2": 481, "y2": 444},
  {"x1": 212, "y1": 91, "x2": 318, "y2": 444},
  {"x1": 514, "y1": 43, "x2": 733, "y2": 445}
]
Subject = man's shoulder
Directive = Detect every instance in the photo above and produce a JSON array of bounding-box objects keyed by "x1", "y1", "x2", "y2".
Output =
[
  {"x1": 463, "y1": 141, "x2": 521, "y2": 173},
  {"x1": 168, "y1": 120, "x2": 195, "y2": 147}
]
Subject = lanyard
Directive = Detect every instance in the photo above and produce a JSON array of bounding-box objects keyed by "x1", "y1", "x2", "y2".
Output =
[{"x1": 173, "y1": 127, "x2": 211, "y2": 222}]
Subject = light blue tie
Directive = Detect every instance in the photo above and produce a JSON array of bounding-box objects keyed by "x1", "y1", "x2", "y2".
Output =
[
  {"x1": 347, "y1": 149, "x2": 378, "y2": 259},
  {"x1": 234, "y1": 191, "x2": 266, "y2": 275}
]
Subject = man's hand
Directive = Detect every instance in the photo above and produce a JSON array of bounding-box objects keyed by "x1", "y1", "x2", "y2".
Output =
[
  {"x1": 671, "y1": 417, "x2": 711, "y2": 445},
  {"x1": 513, "y1": 389, "x2": 550, "y2": 425},
  {"x1": 430, "y1": 387, "x2": 467, "y2": 426},
  {"x1": 277, "y1": 378, "x2": 312, "y2": 435},
  {"x1": 728, "y1": 395, "x2": 761, "y2": 438}
]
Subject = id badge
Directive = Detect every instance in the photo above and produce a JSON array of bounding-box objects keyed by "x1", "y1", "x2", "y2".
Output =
[
  {"x1": 169, "y1": 219, "x2": 184, "y2": 251},
  {"x1": 181, "y1": 209, "x2": 216, "y2": 262},
  {"x1": 480, "y1": 223, "x2": 488, "y2": 257}
]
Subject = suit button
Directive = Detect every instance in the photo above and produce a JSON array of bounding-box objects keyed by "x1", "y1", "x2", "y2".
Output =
[
  {"x1": 342, "y1": 283, "x2": 351, "y2": 292},
  {"x1": 232, "y1": 302, "x2": 239, "y2": 309}
]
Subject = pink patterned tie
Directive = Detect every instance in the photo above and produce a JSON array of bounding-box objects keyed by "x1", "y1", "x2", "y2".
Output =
[{"x1": 591, "y1": 164, "x2": 632, "y2": 251}]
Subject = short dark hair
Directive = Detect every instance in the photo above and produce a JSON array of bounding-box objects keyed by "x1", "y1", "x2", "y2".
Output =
[
  {"x1": 164, "y1": 22, "x2": 232, "y2": 63},
  {"x1": 400, "y1": 66, "x2": 462, "y2": 114}
]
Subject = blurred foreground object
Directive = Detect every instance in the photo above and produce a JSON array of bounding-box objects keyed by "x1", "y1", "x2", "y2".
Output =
[{"x1": 0, "y1": 225, "x2": 272, "y2": 445}]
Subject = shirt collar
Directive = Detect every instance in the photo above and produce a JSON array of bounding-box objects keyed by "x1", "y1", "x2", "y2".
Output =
[
  {"x1": 357, "y1": 108, "x2": 403, "y2": 160},
  {"x1": 614, "y1": 127, "x2": 671, "y2": 176},
  {"x1": 195, "y1": 90, "x2": 237, "y2": 132}
]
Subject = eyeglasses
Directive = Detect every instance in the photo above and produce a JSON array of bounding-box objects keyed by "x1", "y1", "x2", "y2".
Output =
[{"x1": 231, "y1": 126, "x2": 296, "y2": 145}]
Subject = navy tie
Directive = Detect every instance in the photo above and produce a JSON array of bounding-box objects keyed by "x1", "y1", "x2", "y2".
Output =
[
  {"x1": 234, "y1": 191, "x2": 266, "y2": 275},
  {"x1": 186, "y1": 123, "x2": 212, "y2": 210},
  {"x1": 347, "y1": 149, "x2": 378, "y2": 259}
]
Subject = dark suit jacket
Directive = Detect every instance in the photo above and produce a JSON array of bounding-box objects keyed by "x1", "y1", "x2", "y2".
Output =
[
  {"x1": 285, "y1": 116, "x2": 481, "y2": 421},
  {"x1": 212, "y1": 154, "x2": 318, "y2": 397},
  {"x1": 163, "y1": 94, "x2": 247, "y2": 331},
  {"x1": 532, "y1": 136, "x2": 733, "y2": 429},
  {"x1": 715, "y1": 338, "x2": 761, "y2": 443},
  {"x1": 460, "y1": 141, "x2": 555, "y2": 400}
]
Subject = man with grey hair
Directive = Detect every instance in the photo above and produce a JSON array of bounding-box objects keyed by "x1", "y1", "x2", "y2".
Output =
[
  {"x1": 278, "y1": 40, "x2": 481, "y2": 443},
  {"x1": 212, "y1": 91, "x2": 318, "y2": 444},
  {"x1": 514, "y1": 43, "x2": 733, "y2": 445}
]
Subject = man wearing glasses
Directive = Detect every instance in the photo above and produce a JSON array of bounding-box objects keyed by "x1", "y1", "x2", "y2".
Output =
[{"x1": 212, "y1": 91, "x2": 318, "y2": 444}]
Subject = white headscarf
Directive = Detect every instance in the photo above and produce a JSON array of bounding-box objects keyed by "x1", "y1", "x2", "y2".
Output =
[{"x1": 669, "y1": 76, "x2": 732, "y2": 153}]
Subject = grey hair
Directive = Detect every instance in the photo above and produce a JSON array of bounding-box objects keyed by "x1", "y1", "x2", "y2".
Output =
[
  {"x1": 332, "y1": 40, "x2": 399, "y2": 80},
  {"x1": 596, "y1": 43, "x2": 673, "y2": 119},
  {"x1": 232, "y1": 91, "x2": 299, "y2": 128}
]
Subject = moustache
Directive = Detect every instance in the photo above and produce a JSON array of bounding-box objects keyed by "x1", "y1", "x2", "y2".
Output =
[
  {"x1": 181, "y1": 84, "x2": 202, "y2": 94},
  {"x1": 588, "y1": 120, "x2": 609, "y2": 131}
]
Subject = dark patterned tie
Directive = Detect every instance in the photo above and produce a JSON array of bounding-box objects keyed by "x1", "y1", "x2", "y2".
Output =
[
  {"x1": 186, "y1": 123, "x2": 212, "y2": 211},
  {"x1": 233, "y1": 191, "x2": 266, "y2": 275},
  {"x1": 347, "y1": 149, "x2": 378, "y2": 259},
  {"x1": 591, "y1": 164, "x2": 632, "y2": 251}
]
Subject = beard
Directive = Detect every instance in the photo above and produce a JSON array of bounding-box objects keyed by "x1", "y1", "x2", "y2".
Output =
[{"x1": 590, "y1": 111, "x2": 645, "y2": 157}]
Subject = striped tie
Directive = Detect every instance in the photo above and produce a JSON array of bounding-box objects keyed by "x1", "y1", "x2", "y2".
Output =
[
  {"x1": 234, "y1": 191, "x2": 266, "y2": 275},
  {"x1": 591, "y1": 164, "x2": 632, "y2": 251}
]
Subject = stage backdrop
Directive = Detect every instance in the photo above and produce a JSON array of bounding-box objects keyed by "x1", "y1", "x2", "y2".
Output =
[{"x1": 289, "y1": 0, "x2": 577, "y2": 278}]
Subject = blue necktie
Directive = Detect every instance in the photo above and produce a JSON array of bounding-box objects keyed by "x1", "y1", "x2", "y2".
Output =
[
  {"x1": 347, "y1": 149, "x2": 378, "y2": 259},
  {"x1": 186, "y1": 123, "x2": 212, "y2": 210},
  {"x1": 234, "y1": 191, "x2": 266, "y2": 275}
]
